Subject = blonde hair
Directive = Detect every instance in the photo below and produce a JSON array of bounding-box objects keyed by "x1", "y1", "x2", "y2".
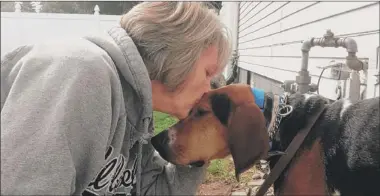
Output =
[{"x1": 120, "y1": 2, "x2": 232, "y2": 90}]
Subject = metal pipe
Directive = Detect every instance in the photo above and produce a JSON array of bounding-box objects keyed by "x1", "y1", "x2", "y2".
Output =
[
  {"x1": 301, "y1": 51, "x2": 310, "y2": 71},
  {"x1": 338, "y1": 37, "x2": 358, "y2": 52},
  {"x1": 239, "y1": 29, "x2": 379, "y2": 50},
  {"x1": 349, "y1": 71, "x2": 361, "y2": 101},
  {"x1": 298, "y1": 29, "x2": 366, "y2": 94},
  {"x1": 301, "y1": 30, "x2": 364, "y2": 71}
]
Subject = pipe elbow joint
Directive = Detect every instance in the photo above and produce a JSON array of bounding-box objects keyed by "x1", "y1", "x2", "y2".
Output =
[
  {"x1": 301, "y1": 38, "x2": 314, "y2": 52},
  {"x1": 342, "y1": 37, "x2": 358, "y2": 53},
  {"x1": 346, "y1": 55, "x2": 364, "y2": 71}
]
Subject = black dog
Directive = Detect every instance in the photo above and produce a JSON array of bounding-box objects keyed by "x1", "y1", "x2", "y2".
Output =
[{"x1": 264, "y1": 91, "x2": 380, "y2": 195}]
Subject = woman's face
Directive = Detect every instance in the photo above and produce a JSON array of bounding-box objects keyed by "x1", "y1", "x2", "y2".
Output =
[{"x1": 172, "y1": 45, "x2": 220, "y2": 119}]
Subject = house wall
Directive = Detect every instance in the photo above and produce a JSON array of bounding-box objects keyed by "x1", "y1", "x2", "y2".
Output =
[{"x1": 236, "y1": 2, "x2": 379, "y2": 100}]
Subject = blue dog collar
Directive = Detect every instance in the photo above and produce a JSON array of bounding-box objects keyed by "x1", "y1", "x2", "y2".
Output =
[
  {"x1": 252, "y1": 87, "x2": 272, "y2": 148},
  {"x1": 251, "y1": 87, "x2": 265, "y2": 112}
]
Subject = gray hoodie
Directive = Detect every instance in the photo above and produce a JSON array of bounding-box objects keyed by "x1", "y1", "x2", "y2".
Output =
[{"x1": 1, "y1": 26, "x2": 206, "y2": 196}]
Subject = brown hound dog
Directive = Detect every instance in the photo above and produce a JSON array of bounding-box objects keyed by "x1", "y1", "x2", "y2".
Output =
[{"x1": 151, "y1": 84, "x2": 380, "y2": 196}]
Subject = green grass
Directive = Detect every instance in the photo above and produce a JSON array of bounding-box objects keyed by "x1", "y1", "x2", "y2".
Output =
[
  {"x1": 153, "y1": 111, "x2": 178, "y2": 134},
  {"x1": 206, "y1": 159, "x2": 235, "y2": 183},
  {"x1": 152, "y1": 111, "x2": 255, "y2": 184}
]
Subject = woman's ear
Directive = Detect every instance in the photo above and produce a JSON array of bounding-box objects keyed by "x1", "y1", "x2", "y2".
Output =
[{"x1": 227, "y1": 103, "x2": 270, "y2": 181}]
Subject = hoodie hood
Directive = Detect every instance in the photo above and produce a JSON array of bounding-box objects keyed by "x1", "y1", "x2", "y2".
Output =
[{"x1": 84, "y1": 26, "x2": 153, "y2": 123}]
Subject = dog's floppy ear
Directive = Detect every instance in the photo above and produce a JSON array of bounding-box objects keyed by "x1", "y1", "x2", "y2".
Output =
[
  {"x1": 210, "y1": 93, "x2": 231, "y2": 126},
  {"x1": 228, "y1": 103, "x2": 269, "y2": 181}
]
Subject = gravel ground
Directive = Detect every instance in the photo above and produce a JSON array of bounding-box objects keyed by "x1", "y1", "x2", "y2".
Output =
[{"x1": 197, "y1": 160, "x2": 274, "y2": 196}]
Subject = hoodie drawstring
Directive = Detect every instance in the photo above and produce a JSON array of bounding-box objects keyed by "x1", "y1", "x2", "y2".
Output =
[{"x1": 135, "y1": 118, "x2": 152, "y2": 196}]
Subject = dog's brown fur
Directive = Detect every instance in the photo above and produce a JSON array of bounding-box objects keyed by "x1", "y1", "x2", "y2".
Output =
[
  {"x1": 279, "y1": 138, "x2": 328, "y2": 195},
  {"x1": 151, "y1": 84, "x2": 269, "y2": 179}
]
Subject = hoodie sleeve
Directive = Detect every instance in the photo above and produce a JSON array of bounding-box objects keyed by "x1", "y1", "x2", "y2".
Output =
[
  {"x1": 1, "y1": 43, "x2": 118, "y2": 195},
  {"x1": 138, "y1": 140, "x2": 207, "y2": 195}
]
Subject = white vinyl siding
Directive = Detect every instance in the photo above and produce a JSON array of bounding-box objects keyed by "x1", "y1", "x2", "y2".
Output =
[{"x1": 236, "y1": 1, "x2": 379, "y2": 99}]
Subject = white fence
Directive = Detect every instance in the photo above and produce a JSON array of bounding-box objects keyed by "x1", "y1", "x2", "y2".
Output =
[{"x1": 1, "y1": 4, "x2": 121, "y2": 56}]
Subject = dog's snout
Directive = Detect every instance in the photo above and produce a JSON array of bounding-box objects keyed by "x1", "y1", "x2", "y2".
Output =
[
  {"x1": 151, "y1": 130, "x2": 171, "y2": 161},
  {"x1": 152, "y1": 130, "x2": 168, "y2": 145}
]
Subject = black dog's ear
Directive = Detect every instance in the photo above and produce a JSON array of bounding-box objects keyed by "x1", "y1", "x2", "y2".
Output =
[
  {"x1": 210, "y1": 93, "x2": 231, "y2": 126},
  {"x1": 227, "y1": 103, "x2": 270, "y2": 181}
]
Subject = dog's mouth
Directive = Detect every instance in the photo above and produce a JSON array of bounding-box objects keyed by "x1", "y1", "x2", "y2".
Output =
[
  {"x1": 189, "y1": 160, "x2": 205, "y2": 167},
  {"x1": 151, "y1": 131, "x2": 207, "y2": 167}
]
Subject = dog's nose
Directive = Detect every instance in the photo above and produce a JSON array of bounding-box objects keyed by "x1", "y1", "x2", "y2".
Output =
[
  {"x1": 151, "y1": 129, "x2": 169, "y2": 147},
  {"x1": 151, "y1": 130, "x2": 170, "y2": 161}
]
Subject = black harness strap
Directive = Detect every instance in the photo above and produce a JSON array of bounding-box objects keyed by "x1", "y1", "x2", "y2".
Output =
[{"x1": 255, "y1": 104, "x2": 327, "y2": 196}]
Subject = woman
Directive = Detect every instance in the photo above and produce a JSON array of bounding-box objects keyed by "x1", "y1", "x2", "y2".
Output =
[{"x1": 1, "y1": 2, "x2": 231, "y2": 195}]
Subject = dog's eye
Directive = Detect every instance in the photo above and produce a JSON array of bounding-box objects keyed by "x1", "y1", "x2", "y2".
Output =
[{"x1": 195, "y1": 109, "x2": 208, "y2": 117}]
